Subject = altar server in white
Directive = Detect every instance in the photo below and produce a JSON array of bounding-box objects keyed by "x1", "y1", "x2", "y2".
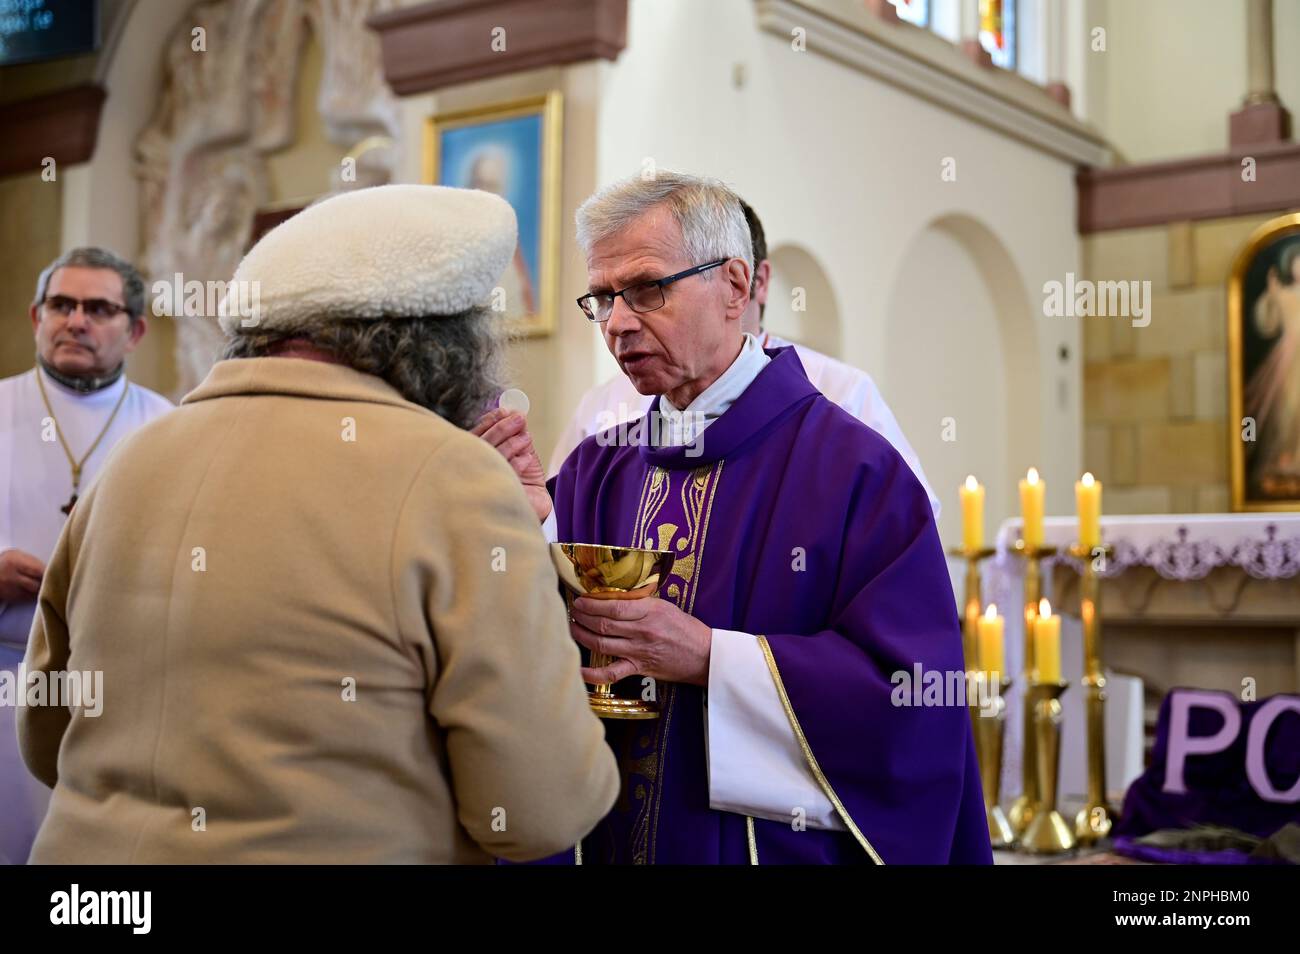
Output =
[
  {"x1": 0, "y1": 247, "x2": 173, "y2": 864},
  {"x1": 549, "y1": 200, "x2": 940, "y2": 518}
]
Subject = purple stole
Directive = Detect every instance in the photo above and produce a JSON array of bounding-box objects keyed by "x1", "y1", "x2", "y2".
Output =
[{"x1": 549, "y1": 348, "x2": 993, "y2": 865}]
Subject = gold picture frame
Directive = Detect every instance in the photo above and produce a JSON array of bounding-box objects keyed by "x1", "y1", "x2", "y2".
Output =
[
  {"x1": 1228, "y1": 211, "x2": 1300, "y2": 512},
  {"x1": 423, "y1": 92, "x2": 563, "y2": 338}
]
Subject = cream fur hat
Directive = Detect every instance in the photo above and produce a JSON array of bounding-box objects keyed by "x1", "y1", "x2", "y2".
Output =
[{"x1": 218, "y1": 184, "x2": 518, "y2": 334}]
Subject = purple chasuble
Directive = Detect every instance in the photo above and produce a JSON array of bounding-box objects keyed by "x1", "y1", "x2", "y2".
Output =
[{"x1": 548, "y1": 347, "x2": 992, "y2": 864}]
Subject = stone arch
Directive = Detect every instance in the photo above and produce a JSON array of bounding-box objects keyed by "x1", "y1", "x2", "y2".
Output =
[
  {"x1": 883, "y1": 213, "x2": 1041, "y2": 545},
  {"x1": 763, "y1": 243, "x2": 842, "y2": 356}
]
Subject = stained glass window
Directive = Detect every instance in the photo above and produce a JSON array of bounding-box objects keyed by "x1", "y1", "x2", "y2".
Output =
[
  {"x1": 889, "y1": 0, "x2": 930, "y2": 28},
  {"x1": 978, "y1": 0, "x2": 1017, "y2": 70}
]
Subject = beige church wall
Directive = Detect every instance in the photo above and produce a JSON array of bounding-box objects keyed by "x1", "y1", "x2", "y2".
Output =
[
  {"x1": 0, "y1": 173, "x2": 63, "y2": 379},
  {"x1": 764, "y1": 243, "x2": 841, "y2": 356},
  {"x1": 885, "y1": 222, "x2": 1011, "y2": 550},
  {"x1": 1062, "y1": 0, "x2": 1102, "y2": 126},
  {"x1": 1080, "y1": 212, "x2": 1280, "y2": 515},
  {"x1": 393, "y1": 61, "x2": 606, "y2": 468},
  {"x1": 1082, "y1": 0, "x2": 1298, "y2": 164},
  {"x1": 1089, "y1": 0, "x2": 1245, "y2": 163},
  {"x1": 1276, "y1": 0, "x2": 1300, "y2": 130},
  {"x1": 887, "y1": 213, "x2": 1045, "y2": 550},
  {"x1": 591, "y1": 0, "x2": 1083, "y2": 539}
]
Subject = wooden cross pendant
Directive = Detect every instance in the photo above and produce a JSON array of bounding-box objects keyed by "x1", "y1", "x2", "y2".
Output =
[{"x1": 61, "y1": 493, "x2": 78, "y2": 516}]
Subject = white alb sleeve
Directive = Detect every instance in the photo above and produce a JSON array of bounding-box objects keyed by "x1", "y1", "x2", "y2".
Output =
[{"x1": 705, "y1": 628, "x2": 844, "y2": 831}]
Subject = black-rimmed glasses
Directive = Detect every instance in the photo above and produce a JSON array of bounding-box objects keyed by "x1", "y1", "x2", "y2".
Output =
[
  {"x1": 42, "y1": 295, "x2": 131, "y2": 322},
  {"x1": 577, "y1": 258, "x2": 728, "y2": 323}
]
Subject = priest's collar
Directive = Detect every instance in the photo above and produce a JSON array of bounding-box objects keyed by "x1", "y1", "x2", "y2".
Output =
[
  {"x1": 640, "y1": 343, "x2": 819, "y2": 468},
  {"x1": 37, "y1": 355, "x2": 126, "y2": 395},
  {"x1": 659, "y1": 332, "x2": 770, "y2": 434}
]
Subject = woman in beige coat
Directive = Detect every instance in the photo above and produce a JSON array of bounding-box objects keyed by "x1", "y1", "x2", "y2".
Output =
[{"x1": 19, "y1": 185, "x2": 618, "y2": 863}]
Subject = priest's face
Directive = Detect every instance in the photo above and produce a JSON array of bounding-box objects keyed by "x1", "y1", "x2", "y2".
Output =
[
  {"x1": 587, "y1": 207, "x2": 751, "y2": 407},
  {"x1": 31, "y1": 267, "x2": 147, "y2": 379}
]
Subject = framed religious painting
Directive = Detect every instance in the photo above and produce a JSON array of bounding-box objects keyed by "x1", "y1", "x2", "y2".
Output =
[
  {"x1": 423, "y1": 92, "x2": 563, "y2": 338},
  {"x1": 1228, "y1": 211, "x2": 1300, "y2": 512}
]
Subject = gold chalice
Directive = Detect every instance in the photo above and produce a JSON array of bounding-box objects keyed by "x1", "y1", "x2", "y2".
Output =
[{"x1": 550, "y1": 542, "x2": 675, "y2": 720}]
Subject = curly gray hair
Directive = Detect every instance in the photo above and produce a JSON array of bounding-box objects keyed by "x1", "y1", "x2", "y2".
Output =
[{"x1": 222, "y1": 308, "x2": 504, "y2": 430}]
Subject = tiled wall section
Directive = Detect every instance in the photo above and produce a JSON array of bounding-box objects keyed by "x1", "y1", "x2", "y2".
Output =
[{"x1": 1081, "y1": 213, "x2": 1279, "y2": 515}]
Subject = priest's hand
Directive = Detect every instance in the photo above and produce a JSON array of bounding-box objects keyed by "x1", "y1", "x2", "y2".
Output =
[
  {"x1": 471, "y1": 408, "x2": 552, "y2": 522},
  {"x1": 0, "y1": 548, "x2": 45, "y2": 602},
  {"x1": 570, "y1": 596, "x2": 712, "y2": 687}
]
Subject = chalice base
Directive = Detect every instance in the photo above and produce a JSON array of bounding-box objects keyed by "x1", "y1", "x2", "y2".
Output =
[{"x1": 588, "y1": 692, "x2": 659, "y2": 720}]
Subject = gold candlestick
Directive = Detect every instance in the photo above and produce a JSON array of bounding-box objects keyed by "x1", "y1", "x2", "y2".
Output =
[
  {"x1": 948, "y1": 545, "x2": 997, "y2": 754},
  {"x1": 974, "y1": 675, "x2": 1014, "y2": 848},
  {"x1": 1006, "y1": 539, "x2": 1057, "y2": 838},
  {"x1": 1069, "y1": 543, "x2": 1119, "y2": 844},
  {"x1": 948, "y1": 546, "x2": 998, "y2": 672},
  {"x1": 551, "y1": 543, "x2": 674, "y2": 719},
  {"x1": 1019, "y1": 680, "x2": 1076, "y2": 854}
]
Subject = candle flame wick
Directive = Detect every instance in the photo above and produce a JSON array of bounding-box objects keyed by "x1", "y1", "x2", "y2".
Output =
[
  {"x1": 1081, "y1": 472, "x2": 1095, "y2": 486},
  {"x1": 1039, "y1": 597, "x2": 1052, "y2": 616},
  {"x1": 965, "y1": 474, "x2": 979, "y2": 491},
  {"x1": 1027, "y1": 467, "x2": 1040, "y2": 484},
  {"x1": 984, "y1": 603, "x2": 998, "y2": 620}
]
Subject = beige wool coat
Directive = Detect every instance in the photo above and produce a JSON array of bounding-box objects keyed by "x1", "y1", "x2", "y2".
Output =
[{"x1": 19, "y1": 357, "x2": 618, "y2": 863}]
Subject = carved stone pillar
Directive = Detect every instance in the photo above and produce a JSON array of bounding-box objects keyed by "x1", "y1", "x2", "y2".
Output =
[
  {"x1": 136, "y1": 0, "x2": 401, "y2": 397},
  {"x1": 1230, "y1": 0, "x2": 1291, "y2": 148},
  {"x1": 308, "y1": 0, "x2": 399, "y2": 192}
]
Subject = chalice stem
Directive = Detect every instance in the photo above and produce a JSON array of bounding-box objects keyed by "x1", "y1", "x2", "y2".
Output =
[{"x1": 588, "y1": 649, "x2": 613, "y2": 697}]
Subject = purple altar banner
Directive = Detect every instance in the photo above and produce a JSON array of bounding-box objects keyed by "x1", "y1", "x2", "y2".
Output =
[{"x1": 1114, "y1": 688, "x2": 1300, "y2": 862}]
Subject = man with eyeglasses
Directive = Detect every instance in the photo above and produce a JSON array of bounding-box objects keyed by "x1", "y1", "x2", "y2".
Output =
[
  {"x1": 475, "y1": 172, "x2": 989, "y2": 865},
  {"x1": 0, "y1": 246, "x2": 172, "y2": 864},
  {"x1": 548, "y1": 199, "x2": 940, "y2": 518}
]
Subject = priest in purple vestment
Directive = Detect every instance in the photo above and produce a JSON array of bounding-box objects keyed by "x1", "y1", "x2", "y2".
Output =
[{"x1": 474, "y1": 172, "x2": 991, "y2": 865}]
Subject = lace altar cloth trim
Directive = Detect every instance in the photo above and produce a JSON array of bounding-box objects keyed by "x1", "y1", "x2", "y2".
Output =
[{"x1": 991, "y1": 515, "x2": 1300, "y2": 582}]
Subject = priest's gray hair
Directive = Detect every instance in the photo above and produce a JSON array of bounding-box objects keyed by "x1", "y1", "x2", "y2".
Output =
[
  {"x1": 222, "y1": 309, "x2": 504, "y2": 430},
  {"x1": 34, "y1": 246, "x2": 146, "y2": 325},
  {"x1": 575, "y1": 171, "x2": 753, "y2": 276}
]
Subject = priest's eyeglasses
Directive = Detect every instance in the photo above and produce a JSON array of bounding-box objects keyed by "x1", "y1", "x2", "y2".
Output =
[
  {"x1": 577, "y1": 258, "x2": 728, "y2": 323},
  {"x1": 42, "y1": 295, "x2": 131, "y2": 322}
]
